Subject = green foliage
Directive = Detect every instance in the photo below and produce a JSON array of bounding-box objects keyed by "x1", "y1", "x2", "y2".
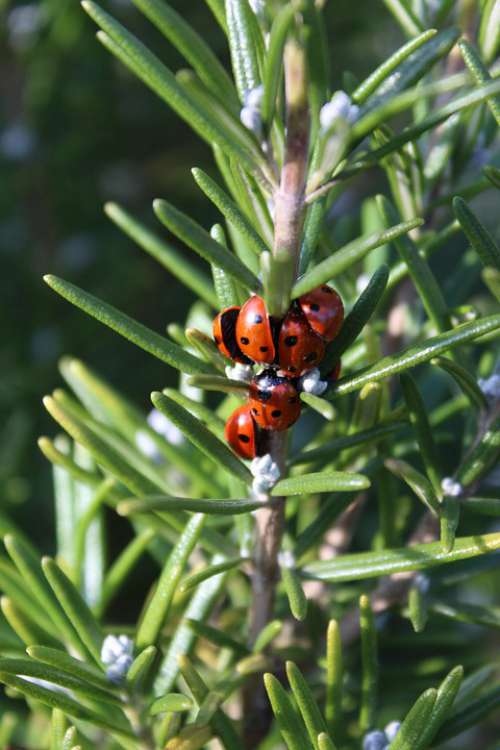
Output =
[{"x1": 1, "y1": 0, "x2": 500, "y2": 748}]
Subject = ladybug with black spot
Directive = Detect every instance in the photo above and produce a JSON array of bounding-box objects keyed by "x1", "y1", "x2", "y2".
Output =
[
  {"x1": 213, "y1": 306, "x2": 252, "y2": 365},
  {"x1": 298, "y1": 284, "x2": 344, "y2": 341},
  {"x1": 225, "y1": 404, "x2": 267, "y2": 459},
  {"x1": 235, "y1": 295, "x2": 277, "y2": 365},
  {"x1": 248, "y1": 370, "x2": 301, "y2": 431},
  {"x1": 278, "y1": 306, "x2": 325, "y2": 377}
]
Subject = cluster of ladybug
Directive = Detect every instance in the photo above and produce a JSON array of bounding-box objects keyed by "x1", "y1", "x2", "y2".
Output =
[{"x1": 212, "y1": 285, "x2": 344, "y2": 460}]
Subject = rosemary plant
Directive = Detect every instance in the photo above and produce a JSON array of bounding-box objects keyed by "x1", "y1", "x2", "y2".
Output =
[{"x1": 1, "y1": 1, "x2": 500, "y2": 749}]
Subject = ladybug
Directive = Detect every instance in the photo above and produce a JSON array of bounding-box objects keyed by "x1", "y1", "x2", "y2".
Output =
[
  {"x1": 213, "y1": 306, "x2": 252, "y2": 365},
  {"x1": 298, "y1": 285, "x2": 344, "y2": 342},
  {"x1": 278, "y1": 307, "x2": 325, "y2": 377},
  {"x1": 327, "y1": 360, "x2": 342, "y2": 381},
  {"x1": 235, "y1": 295, "x2": 276, "y2": 365},
  {"x1": 225, "y1": 404, "x2": 260, "y2": 459},
  {"x1": 248, "y1": 370, "x2": 301, "y2": 431}
]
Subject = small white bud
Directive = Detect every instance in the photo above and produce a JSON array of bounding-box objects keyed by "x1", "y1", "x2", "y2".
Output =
[
  {"x1": 362, "y1": 730, "x2": 388, "y2": 750},
  {"x1": 441, "y1": 477, "x2": 463, "y2": 498},
  {"x1": 320, "y1": 90, "x2": 359, "y2": 132},
  {"x1": 278, "y1": 550, "x2": 296, "y2": 569},
  {"x1": 101, "y1": 634, "x2": 134, "y2": 684},
  {"x1": 240, "y1": 105, "x2": 262, "y2": 136},
  {"x1": 384, "y1": 721, "x2": 401, "y2": 741},
  {"x1": 414, "y1": 573, "x2": 430, "y2": 594},
  {"x1": 225, "y1": 363, "x2": 253, "y2": 383},
  {"x1": 478, "y1": 374, "x2": 500, "y2": 402},
  {"x1": 245, "y1": 84, "x2": 264, "y2": 109},
  {"x1": 299, "y1": 368, "x2": 328, "y2": 396}
]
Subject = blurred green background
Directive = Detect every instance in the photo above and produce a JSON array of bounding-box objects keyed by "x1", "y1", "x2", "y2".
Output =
[{"x1": 0, "y1": 0, "x2": 408, "y2": 547}]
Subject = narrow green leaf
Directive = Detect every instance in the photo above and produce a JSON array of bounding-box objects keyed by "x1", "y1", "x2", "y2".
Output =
[
  {"x1": 153, "y1": 199, "x2": 260, "y2": 290},
  {"x1": 286, "y1": 661, "x2": 328, "y2": 749},
  {"x1": 126, "y1": 645, "x2": 157, "y2": 693},
  {"x1": 27, "y1": 646, "x2": 112, "y2": 692},
  {"x1": 186, "y1": 374, "x2": 249, "y2": 395},
  {"x1": 408, "y1": 580, "x2": 428, "y2": 633},
  {"x1": 484, "y1": 164, "x2": 500, "y2": 189},
  {"x1": 42, "y1": 557, "x2": 104, "y2": 665},
  {"x1": 320, "y1": 265, "x2": 389, "y2": 375},
  {"x1": 225, "y1": 0, "x2": 261, "y2": 101},
  {"x1": 253, "y1": 620, "x2": 282, "y2": 652},
  {"x1": 0, "y1": 657, "x2": 120, "y2": 705},
  {"x1": 325, "y1": 620, "x2": 342, "y2": 740},
  {"x1": 271, "y1": 471, "x2": 370, "y2": 497},
  {"x1": 303, "y1": 532, "x2": 500, "y2": 582},
  {"x1": 385, "y1": 457, "x2": 440, "y2": 514},
  {"x1": 44, "y1": 275, "x2": 211, "y2": 375},
  {"x1": 261, "y1": 248, "x2": 295, "y2": 317},
  {"x1": 180, "y1": 557, "x2": 244, "y2": 592},
  {"x1": 211, "y1": 225, "x2": 240, "y2": 308},
  {"x1": 431, "y1": 356, "x2": 488, "y2": 411},
  {"x1": 300, "y1": 199, "x2": 326, "y2": 274},
  {"x1": 400, "y1": 374, "x2": 441, "y2": 493},
  {"x1": 203, "y1": 0, "x2": 226, "y2": 31},
  {"x1": 193, "y1": 168, "x2": 268, "y2": 256},
  {"x1": 50, "y1": 709, "x2": 66, "y2": 750},
  {"x1": 39, "y1": 436, "x2": 101, "y2": 489},
  {"x1": 328, "y1": 313, "x2": 500, "y2": 398},
  {"x1": 150, "y1": 693, "x2": 193, "y2": 716},
  {"x1": 317, "y1": 734, "x2": 338, "y2": 750},
  {"x1": 152, "y1": 392, "x2": 252, "y2": 483},
  {"x1": 164, "y1": 388, "x2": 226, "y2": 439},
  {"x1": 261, "y1": 4, "x2": 295, "y2": 124},
  {"x1": 378, "y1": 196, "x2": 450, "y2": 331},
  {"x1": 441, "y1": 496, "x2": 459, "y2": 554},
  {"x1": 4, "y1": 535, "x2": 84, "y2": 655},
  {"x1": 464, "y1": 496, "x2": 500, "y2": 516},
  {"x1": 136, "y1": 513, "x2": 205, "y2": 649},
  {"x1": 104, "y1": 203, "x2": 217, "y2": 308},
  {"x1": 292, "y1": 220, "x2": 422, "y2": 298},
  {"x1": 359, "y1": 594, "x2": 378, "y2": 732},
  {"x1": 381, "y1": 0, "x2": 424, "y2": 36},
  {"x1": 479, "y1": 0, "x2": 500, "y2": 64},
  {"x1": 352, "y1": 30, "x2": 438, "y2": 104},
  {"x1": 0, "y1": 596, "x2": 59, "y2": 649},
  {"x1": 185, "y1": 328, "x2": 227, "y2": 373},
  {"x1": 459, "y1": 39, "x2": 500, "y2": 124},
  {"x1": 82, "y1": 2, "x2": 261, "y2": 174},
  {"x1": 0, "y1": 673, "x2": 134, "y2": 739},
  {"x1": 389, "y1": 689, "x2": 438, "y2": 750},
  {"x1": 130, "y1": 0, "x2": 236, "y2": 103},
  {"x1": 264, "y1": 673, "x2": 314, "y2": 750},
  {"x1": 457, "y1": 420, "x2": 500, "y2": 488},
  {"x1": 280, "y1": 561, "x2": 308, "y2": 622},
  {"x1": 436, "y1": 684, "x2": 500, "y2": 742},
  {"x1": 300, "y1": 392, "x2": 337, "y2": 421},
  {"x1": 482, "y1": 266, "x2": 500, "y2": 302},
  {"x1": 453, "y1": 196, "x2": 500, "y2": 271}
]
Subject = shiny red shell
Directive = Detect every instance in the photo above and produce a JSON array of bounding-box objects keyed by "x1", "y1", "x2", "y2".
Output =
[
  {"x1": 213, "y1": 306, "x2": 252, "y2": 365},
  {"x1": 235, "y1": 295, "x2": 275, "y2": 365},
  {"x1": 224, "y1": 404, "x2": 257, "y2": 459},
  {"x1": 249, "y1": 371, "x2": 301, "y2": 431},
  {"x1": 278, "y1": 308, "x2": 325, "y2": 377},
  {"x1": 298, "y1": 285, "x2": 344, "y2": 342}
]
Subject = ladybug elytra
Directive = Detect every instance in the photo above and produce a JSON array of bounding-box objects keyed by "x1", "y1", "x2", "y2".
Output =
[
  {"x1": 249, "y1": 370, "x2": 301, "y2": 431},
  {"x1": 213, "y1": 306, "x2": 252, "y2": 365},
  {"x1": 299, "y1": 284, "x2": 344, "y2": 342},
  {"x1": 224, "y1": 404, "x2": 259, "y2": 459},
  {"x1": 278, "y1": 307, "x2": 325, "y2": 377},
  {"x1": 235, "y1": 295, "x2": 277, "y2": 365}
]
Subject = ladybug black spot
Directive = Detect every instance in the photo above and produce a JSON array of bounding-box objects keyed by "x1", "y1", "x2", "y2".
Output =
[
  {"x1": 240, "y1": 336, "x2": 250, "y2": 345},
  {"x1": 254, "y1": 314, "x2": 263, "y2": 324},
  {"x1": 288, "y1": 366, "x2": 297, "y2": 373},
  {"x1": 238, "y1": 434, "x2": 250, "y2": 443},
  {"x1": 310, "y1": 303, "x2": 320, "y2": 311},
  {"x1": 260, "y1": 346, "x2": 269, "y2": 353},
  {"x1": 271, "y1": 410, "x2": 282, "y2": 418},
  {"x1": 305, "y1": 351, "x2": 318, "y2": 363},
  {"x1": 259, "y1": 390, "x2": 272, "y2": 402},
  {"x1": 252, "y1": 408, "x2": 259, "y2": 415},
  {"x1": 284, "y1": 336, "x2": 297, "y2": 347}
]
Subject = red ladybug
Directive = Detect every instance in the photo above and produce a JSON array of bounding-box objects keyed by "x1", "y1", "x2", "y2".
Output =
[
  {"x1": 298, "y1": 285, "x2": 344, "y2": 342},
  {"x1": 213, "y1": 306, "x2": 252, "y2": 365},
  {"x1": 278, "y1": 307, "x2": 325, "y2": 377},
  {"x1": 235, "y1": 295, "x2": 276, "y2": 365},
  {"x1": 248, "y1": 370, "x2": 301, "y2": 431},
  {"x1": 225, "y1": 404, "x2": 259, "y2": 459}
]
